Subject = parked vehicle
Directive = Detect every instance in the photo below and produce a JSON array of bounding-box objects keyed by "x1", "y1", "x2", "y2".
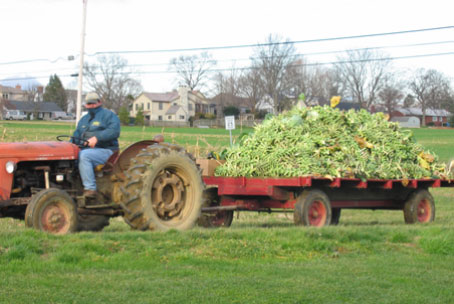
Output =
[{"x1": 4, "y1": 110, "x2": 26, "y2": 120}]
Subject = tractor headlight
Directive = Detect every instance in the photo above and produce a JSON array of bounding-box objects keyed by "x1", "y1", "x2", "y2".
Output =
[{"x1": 6, "y1": 161, "x2": 16, "y2": 174}]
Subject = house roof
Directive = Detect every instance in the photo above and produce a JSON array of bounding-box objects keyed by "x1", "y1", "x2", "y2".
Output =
[
  {"x1": 4, "y1": 100, "x2": 63, "y2": 112},
  {"x1": 143, "y1": 92, "x2": 179, "y2": 102},
  {"x1": 210, "y1": 93, "x2": 250, "y2": 107},
  {"x1": 396, "y1": 107, "x2": 451, "y2": 117},
  {"x1": 165, "y1": 105, "x2": 182, "y2": 115}
]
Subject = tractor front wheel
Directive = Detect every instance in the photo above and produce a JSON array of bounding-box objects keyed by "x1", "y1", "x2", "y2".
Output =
[
  {"x1": 120, "y1": 144, "x2": 204, "y2": 231},
  {"x1": 25, "y1": 188, "x2": 78, "y2": 234}
]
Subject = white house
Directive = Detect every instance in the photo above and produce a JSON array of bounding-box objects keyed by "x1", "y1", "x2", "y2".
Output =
[{"x1": 130, "y1": 86, "x2": 210, "y2": 122}]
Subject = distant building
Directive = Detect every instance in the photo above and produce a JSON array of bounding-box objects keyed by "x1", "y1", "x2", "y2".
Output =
[
  {"x1": 390, "y1": 116, "x2": 420, "y2": 128},
  {"x1": 392, "y1": 108, "x2": 451, "y2": 126},
  {"x1": 209, "y1": 93, "x2": 252, "y2": 117},
  {"x1": 0, "y1": 85, "x2": 28, "y2": 101},
  {"x1": 130, "y1": 86, "x2": 210, "y2": 122},
  {"x1": 2, "y1": 100, "x2": 64, "y2": 120}
]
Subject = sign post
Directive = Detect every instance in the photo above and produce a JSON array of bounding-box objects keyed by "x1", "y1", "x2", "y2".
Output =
[{"x1": 225, "y1": 115, "x2": 235, "y2": 147}]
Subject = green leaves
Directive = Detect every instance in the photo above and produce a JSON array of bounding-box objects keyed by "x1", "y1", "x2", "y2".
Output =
[{"x1": 216, "y1": 106, "x2": 449, "y2": 179}]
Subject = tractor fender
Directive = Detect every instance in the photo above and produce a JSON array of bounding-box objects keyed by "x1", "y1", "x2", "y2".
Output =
[{"x1": 111, "y1": 140, "x2": 159, "y2": 175}]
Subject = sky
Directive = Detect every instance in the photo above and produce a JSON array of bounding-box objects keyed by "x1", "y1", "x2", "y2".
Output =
[{"x1": 1, "y1": 0, "x2": 453, "y2": 96}]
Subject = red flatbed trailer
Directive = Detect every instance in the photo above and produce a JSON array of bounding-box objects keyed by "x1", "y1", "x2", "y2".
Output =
[{"x1": 200, "y1": 176, "x2": 454, "y2": 227}]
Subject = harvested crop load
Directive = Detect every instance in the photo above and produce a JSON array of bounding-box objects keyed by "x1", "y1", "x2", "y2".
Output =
[{"x1": 215, "y1": 106, "x2": 451, "y2": 180}]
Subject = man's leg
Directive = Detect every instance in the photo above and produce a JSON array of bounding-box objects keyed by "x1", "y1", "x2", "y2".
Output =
[{"x1": 78, "y1": 148, "x2": 114, "y2": 191}]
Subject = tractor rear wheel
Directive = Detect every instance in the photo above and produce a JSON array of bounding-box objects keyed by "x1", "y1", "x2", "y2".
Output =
[
  {"x1": 120, "y1": 144, "x2": 204, "y2": 231},
  {"x1": 294, "y1": 189, "x2": 331, "y2": 227},
  {"x1": 197, "y1": 188, "x2": 233, "y2": 228},
  {"x1": 403, "y1": 189, "x2": 435, "y2": 224},
  {"x1": 25, "y1": 188, "x2": 78, "y2": 234}
]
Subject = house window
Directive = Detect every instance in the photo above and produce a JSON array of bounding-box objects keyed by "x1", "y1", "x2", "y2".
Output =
[
  {"x1": 135, "y1": 104, "x2": 138, "y2": 111},
  {"x1": 179, "y1": 115, "x2": 185, "y2": 120},
  {"x1": 188, "y1": 104, "x2": 193, "y2": 111},
  {"x1": 432, "y1": 116, "x2": 438, "y2": 122},
  {"x1": 174, "y1": 103, "x2": 177, "y2": 106},
  {"x1": 158, "y1": 115, "x2": 162, "y2": 121},
  {"x1": 168, "y1": 116, "x2": 172, "y2": 119},
  {"x1": 147, "y1": 103, "x2": 150, "y2": 110},
  {"x1": 141, "y1": 104, "x2": 144, "y2": 109},
  {"x1": 159, "y1": 102, "x2": 163, "y2": 110}
]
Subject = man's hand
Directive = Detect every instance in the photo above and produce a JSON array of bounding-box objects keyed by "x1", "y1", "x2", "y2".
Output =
[{"x1": 87, "y1": 136, "x2": 98, "y2": 148}]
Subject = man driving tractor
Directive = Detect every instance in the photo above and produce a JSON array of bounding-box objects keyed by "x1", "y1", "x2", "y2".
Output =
[{"x1": 71, "y1": 92, "x2": 120, "y2": 197}]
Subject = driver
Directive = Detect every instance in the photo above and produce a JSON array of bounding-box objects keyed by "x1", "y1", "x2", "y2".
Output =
[{"x1": 71, "y1": 92, "x2": 120, "y2": 197}]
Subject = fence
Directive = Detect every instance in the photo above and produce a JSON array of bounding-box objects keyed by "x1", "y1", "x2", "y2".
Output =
[
  {"x1": 144, "y1": 119, "x2": 263, "y2": 128},
  {"x1": 193, "y1": 119, "x2": 262, "y2": 128}
]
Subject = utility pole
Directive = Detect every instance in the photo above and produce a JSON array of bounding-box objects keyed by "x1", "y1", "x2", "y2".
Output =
[{"x1": 76, "y1": 0, "x2": 88, "y2": 124}]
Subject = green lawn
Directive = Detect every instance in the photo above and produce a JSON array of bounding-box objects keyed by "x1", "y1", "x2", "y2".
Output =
[{"x1": 1, "y1": 122, "x2": 454, "y2": 303}]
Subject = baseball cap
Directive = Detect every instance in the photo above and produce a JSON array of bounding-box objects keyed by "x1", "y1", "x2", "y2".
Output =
[{"x1": 85, "y1": 92, "x2": 100, "y2": 104}]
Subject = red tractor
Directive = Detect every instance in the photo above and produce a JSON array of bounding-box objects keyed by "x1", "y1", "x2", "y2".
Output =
[{"x1": 0, "y1": 135, "x2": 204, "y2": 234}]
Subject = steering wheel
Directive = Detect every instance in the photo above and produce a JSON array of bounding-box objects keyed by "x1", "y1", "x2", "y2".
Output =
[{"x1": 56, "y1": 135, "x2": 89, "y2": 148}]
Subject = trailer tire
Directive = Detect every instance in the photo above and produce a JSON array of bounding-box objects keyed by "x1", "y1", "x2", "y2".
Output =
[
  {"x1": 197, "y1": 188, "x2": 233, "y2": 228},
  {"x1": 331, "y1": 208, "x2": 341, "y2": 225},
  {"x1": 403, "y1": 189, "x2": 435, "y2": 224},
  {"x1": 77, "y1": 215, "x2": 110, "y2": 232},
  {"x1": 121, "y1": 144, "x2": 204, "y2": 231},
  {"x1": 26, "y1": 188, "x2": 78, "y2": 234},
  {"x1": 294, "y1": 190, "x2": 331, "y2": 227}
]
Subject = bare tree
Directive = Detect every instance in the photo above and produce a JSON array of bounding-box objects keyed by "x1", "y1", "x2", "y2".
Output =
[
  {"x1": 378, "y1": 86, "x2": 404, "y2": 119},
  {"x1": 84, "y1": 55, "x2": 142, "y2": 113},
  {"x1": 169, "y1": 52, "x2": 217, "y2": 90},
  {"x1": 25, "y1": 85, "x2": 44, "y2": 102},
  {"x1": 238, "y1": 68, "x2": 264, "y2": 113},
  {"x1": 252, "y1": 34, "x2": 298, "y2": 113},
  {"x1": 409, "y1": 69, "x2": 452, "y2": 125},
  {"x1": 403, "y1": 94, "x2": 416, "y2": 108},
  {"x1": 335, "y1": 49, "x2": 390, "y2": 109}
]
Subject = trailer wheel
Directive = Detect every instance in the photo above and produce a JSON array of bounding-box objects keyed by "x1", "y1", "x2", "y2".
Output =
[
  {"x1": 197, "y1": 189, "x2": 233, "y2": 228},
  {"x1": 331, "y1": 208, "x2": 341, "y2": 225},
  {"x1": 403, "y1": 189, "x2": 435, "y2": 224},
  {"x1": 77, "y1": 215, "x2": 110, "y2": 232},
  {"x1": 26, "y1": 188, "x2": 78, "y2": 234},
  {"x1": 121, "y1": 144, "x2": 203, "y2": 231},
  {"x1": 294, "y1": 190, "x2": 331, "y2": 227}
]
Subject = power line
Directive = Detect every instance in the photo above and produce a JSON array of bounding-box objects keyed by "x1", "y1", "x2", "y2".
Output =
[
  {"x1": 1, "y1": 25, "x2": 453, "y2": 66},
  {"x1": 4, "y1": 50, "x2": 453, "y2": 83},
  {"x1": 5, "y1": 39, "x2": 451, "y2": 77},
  {"x1": 88, "y1": 26, "x2": 454, "y2": 56}
]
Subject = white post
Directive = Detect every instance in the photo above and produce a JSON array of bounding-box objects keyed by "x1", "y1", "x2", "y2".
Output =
[{"x1": 76, "y1": 0, "x2": 88, "y2": 125}]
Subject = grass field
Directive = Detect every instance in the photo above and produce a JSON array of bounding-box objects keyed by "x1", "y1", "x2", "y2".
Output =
[{"x1": 1, "y1": 121, "x2": 454, "y2": 303}]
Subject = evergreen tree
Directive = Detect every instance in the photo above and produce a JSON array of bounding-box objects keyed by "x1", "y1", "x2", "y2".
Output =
[
  {"x1": 135, "y1": 108, "x2": 145, "y2": 126},
  {"x1": 43, "y1": 74, "x2": 67, "y2": 111},
  {"x1": 118, "y1": 106, "x2": 130, "y2": 125}
]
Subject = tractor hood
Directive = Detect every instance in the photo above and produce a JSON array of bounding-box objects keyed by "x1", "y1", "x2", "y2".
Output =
[{"x1": 0, "y1": 141, "x2": 80, "y2": 161}]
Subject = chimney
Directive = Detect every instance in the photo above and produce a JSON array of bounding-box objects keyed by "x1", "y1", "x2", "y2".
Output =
[
  {"x1": 37, "y1": 86, "x2": 44, "y2": 94},
  {"x1": 15, "y1": 84, "x2": 21, "y2": 90},
  {"x1": 178, "y1": 85, "x2": 190, "y2": 115}
]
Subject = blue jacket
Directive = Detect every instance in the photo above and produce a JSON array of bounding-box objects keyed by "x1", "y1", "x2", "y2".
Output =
[{"x1": 72, "y1": 107, "x2": 120, "y2": 151}]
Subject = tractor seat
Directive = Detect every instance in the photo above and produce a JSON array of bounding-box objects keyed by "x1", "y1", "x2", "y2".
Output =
[{"x1": 95, "y1": 150, "x2": 120, "y2": 172}]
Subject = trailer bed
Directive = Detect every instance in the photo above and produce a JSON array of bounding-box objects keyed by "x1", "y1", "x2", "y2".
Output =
[{"x1": 200, "y1": 176, "x2": 454, "y2": 227}]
